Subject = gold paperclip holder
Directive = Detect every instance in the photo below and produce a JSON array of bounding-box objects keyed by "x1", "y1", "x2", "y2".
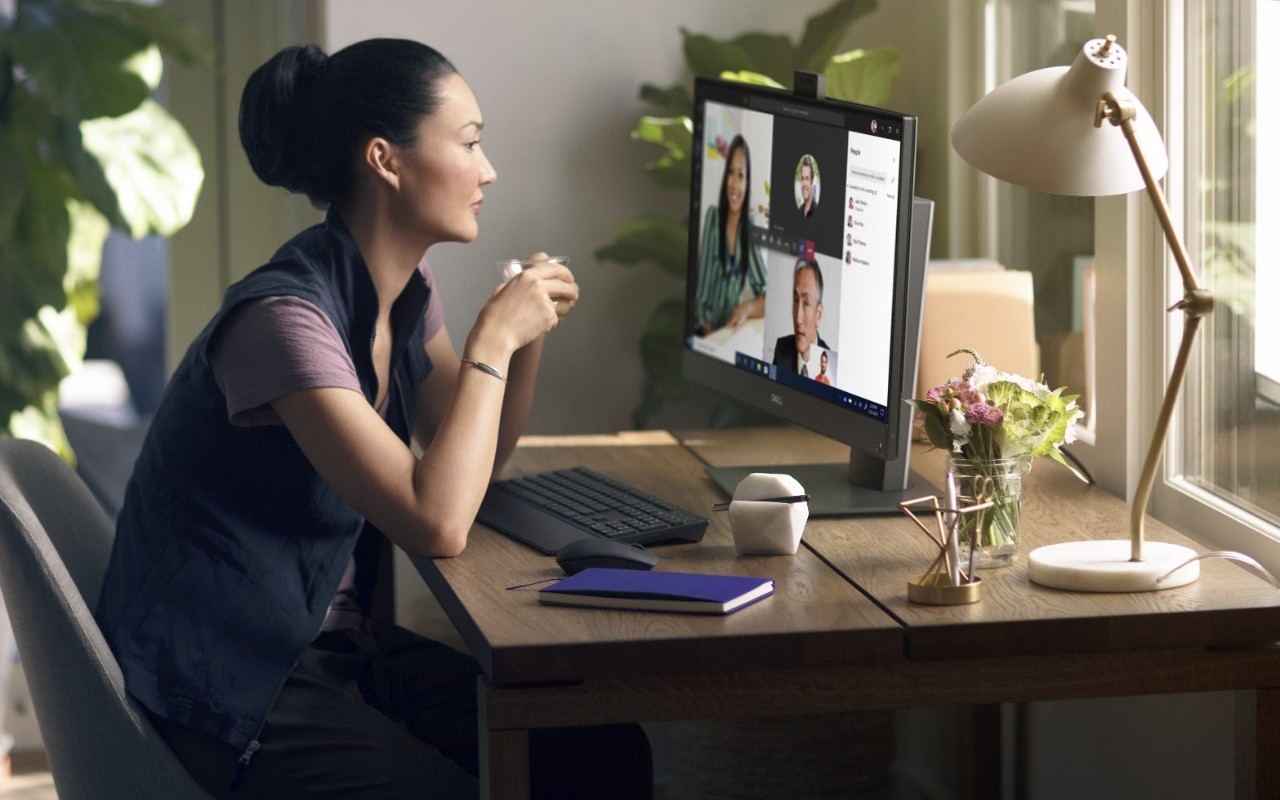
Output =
[{"x1": 898, "y1": 495, "x2": 995, "y2": 605}]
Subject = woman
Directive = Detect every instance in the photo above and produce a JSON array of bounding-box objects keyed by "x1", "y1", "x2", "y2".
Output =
[
  {"x1": 693, "y1": 134, "x2": 767, "y2": 336},
  {"x1": 95, "y1": 39, "x2": 650, "y2": 799}
]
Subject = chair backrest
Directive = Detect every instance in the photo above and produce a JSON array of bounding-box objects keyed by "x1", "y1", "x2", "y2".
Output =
[{"x1": 0, "y1": 438, "x2": 212, "y2": 798}]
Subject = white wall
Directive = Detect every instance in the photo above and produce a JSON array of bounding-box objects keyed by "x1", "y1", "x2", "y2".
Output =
[{"x1": 324, "y1": 0, "x2": 949, "y2": 434}]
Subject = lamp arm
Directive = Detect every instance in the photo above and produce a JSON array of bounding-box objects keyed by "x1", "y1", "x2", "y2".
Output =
[
  {"x1": 1129, "y1": 313, "x2": 1203, "y2": 561},
  {"x1": 1100, "y1": 92, "x2": 1215, "y2": 562}
]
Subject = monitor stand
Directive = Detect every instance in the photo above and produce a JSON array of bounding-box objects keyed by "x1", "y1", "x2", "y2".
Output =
[{"x1": 705, "y1": 450, "x2": 939, "y2": 517}]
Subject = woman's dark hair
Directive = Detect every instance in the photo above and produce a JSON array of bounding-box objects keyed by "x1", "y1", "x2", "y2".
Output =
[
  {"x1": 239, "y1": 38, "x2": 457, "y2": 208},
  {"x1": 716, "y1": 134, "x2": 752, "y2": 274}
]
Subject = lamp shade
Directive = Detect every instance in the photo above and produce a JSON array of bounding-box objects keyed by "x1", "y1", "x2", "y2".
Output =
[{"x1": 951, "y1": 37, "x2": 1168, "y2": 196}]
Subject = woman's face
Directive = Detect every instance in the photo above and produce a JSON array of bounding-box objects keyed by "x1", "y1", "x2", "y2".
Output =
[
  {"x1": 725, "y1": 147, "x2": 747, "y2": 214},
  {"x1": 394, "y1": 73, "x2": 497, "y2": 246}
]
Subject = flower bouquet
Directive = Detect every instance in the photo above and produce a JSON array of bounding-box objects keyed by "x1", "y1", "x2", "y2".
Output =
[{"x1": 909, "y1": 349, "x2": 1085, "y2": 567}]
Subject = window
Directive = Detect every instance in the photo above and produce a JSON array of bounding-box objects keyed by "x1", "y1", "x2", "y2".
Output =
[
  {"x1": 981, "y1": 0, "x2": 1098, "y2": 428},
  {"x1": 1159, "y1": 0, "x2": 1280, "y2": 566},
  {"x1": 972, "y1": 0, "x2": 1280, "y2": 570}
]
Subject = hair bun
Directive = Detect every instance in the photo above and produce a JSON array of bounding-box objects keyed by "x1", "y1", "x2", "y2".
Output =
[
  {"x1": 291, "y1": 45, "x2": 329, "y2": 93},
  {"x1": 238, "y1": 44, "x2": 330, "y2": 193}
]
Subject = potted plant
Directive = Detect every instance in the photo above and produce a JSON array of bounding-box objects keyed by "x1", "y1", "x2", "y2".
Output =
[
  {"x1": 0, "y1": 0, "x2": 211, "y2": 460},
  {"x1": 595, "y1": 0, "x2": 900, "y2": 428}
]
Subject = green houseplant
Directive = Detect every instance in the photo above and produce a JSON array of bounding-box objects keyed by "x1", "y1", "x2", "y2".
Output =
[
  {"x1": 0, "y1": 0, "x2": 211, "y2": 460},
  {"x1": 595, "y1": 0, "x2": 900, "y2": 428}
]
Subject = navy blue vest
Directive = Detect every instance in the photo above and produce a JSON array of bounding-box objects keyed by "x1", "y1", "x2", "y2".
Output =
[{"x1": 96, "y1": 213, "x2": 433, "y2": 749}]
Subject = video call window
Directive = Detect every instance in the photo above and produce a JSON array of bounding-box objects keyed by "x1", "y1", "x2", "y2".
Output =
[{"x1": 688, "y1": 97, "x2": 904, "y2": 419}]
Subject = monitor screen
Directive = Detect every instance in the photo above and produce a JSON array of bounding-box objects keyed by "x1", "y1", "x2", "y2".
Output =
[{"x1": 682, "y1": 76, "x2": 933, "y2": 515}]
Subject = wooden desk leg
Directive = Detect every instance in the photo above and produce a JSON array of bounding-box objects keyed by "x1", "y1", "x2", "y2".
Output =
[
  {"x1": 1240, "y1": 687, "x2": 1280, "y2": 800},
  {"x1": 957, "y1": 704, "x2": 1001, "y2": 800},
  {"x1": 479, "y1": 681, "x2": 531, "y2": 800},
  {"x1": 480, "y1": 728, "x2": 531, "y2": 800}
]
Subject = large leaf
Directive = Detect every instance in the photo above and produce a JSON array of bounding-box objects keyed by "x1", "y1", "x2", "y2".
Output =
[
  {"x1": 639, "y1": 83, "x2": 693, "y2": 117},
  {"x1": 7, "y1": 391, "x2": 74, "y2": 464},
  {"x1": 0, "y1": 306, "x2": 82, "y2": 416},
  {"x1": 631, "y1": 115, "x2": 692, "y2": 190},
  {"x1": 718, "y1": 71, "x2": 786, "y2": 89},
  {"x1": 82, "y1": 0, "x2": 216, "y2": 67},
  {"x1": 632, "y1": 115, "x2": 692, "y2": 154},
  {"x1": 0, "y1": 157, "x2": 73, "y2": 327},
  {"x1": 64, "y1": 199, "x2": 108, "y2": 325},
  {"x1": 681, "y1": 28, "x2": 756, "y2": 77},
  {"x1": 796, "y1": 0, "x2": 880, "y2": 73},
  {"x1": 0, "y1": 201, "x2": 96, "y2": 412},
  {"x1": 11, "y1": 0, "x2": 152, "y2": 121},
  {"x1": 729, "y1": 32, "x2": 796, "y2": 83},
  {"x1": 643, "y1": 151, "x2": 690, "y2": 191},
  {"x1": 80, "y1": 98, "x2": 204, "y2": 237},
  {"x1": 0, "y1": 131, "x2": 29, "y2": 244},
  {"x1": 824, "y1": 47, "x2": 901, "y2": 107},
  {"x1": 593, "y1": 214, "x2": 688, "y2": 277},
  {"x1": 53, "y1": 115, "x2": 125, "y2": 229}
]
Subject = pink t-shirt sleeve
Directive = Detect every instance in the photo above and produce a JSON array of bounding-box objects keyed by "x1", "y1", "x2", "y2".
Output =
[
  {"x1": 210, "y1": 259, "x2": 442, "y2": 427},
  {"x1": 210, "y1": 296, "x2": 361, "y2": 426}
]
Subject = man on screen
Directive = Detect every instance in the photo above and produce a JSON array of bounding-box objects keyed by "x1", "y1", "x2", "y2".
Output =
[
  {"x1": 798, "y1": 155, "x2": 818, "y2": 218},
  {"x1": 772, "y1": 257, "x2": 829, "y2": 378}
]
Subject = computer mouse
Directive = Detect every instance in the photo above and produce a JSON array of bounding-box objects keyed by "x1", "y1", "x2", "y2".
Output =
[{"x1": 555, "y1": 539, "x2": 660, "y2": 575}]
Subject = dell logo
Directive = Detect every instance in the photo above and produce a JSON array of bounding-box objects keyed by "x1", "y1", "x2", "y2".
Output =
[{"x1": 770, "y1": 393, "x2": 783, "y2": 406}]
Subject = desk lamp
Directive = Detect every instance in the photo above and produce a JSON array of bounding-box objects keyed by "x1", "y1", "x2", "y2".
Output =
[{"x1": 951, "y1": 35, "x2": 1209, "y2": 592}]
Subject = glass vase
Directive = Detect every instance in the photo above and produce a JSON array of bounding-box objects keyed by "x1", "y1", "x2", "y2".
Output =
[{"x1": 944, "y1": 454, "x2": 1032, "y2": 569}]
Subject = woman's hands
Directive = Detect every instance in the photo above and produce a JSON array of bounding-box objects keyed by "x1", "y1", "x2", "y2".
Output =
[{"x1": 469, "y1": 253, "x2": 578, "y2": 359}]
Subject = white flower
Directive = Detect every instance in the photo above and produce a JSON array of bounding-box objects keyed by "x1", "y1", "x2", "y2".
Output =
[
  {"x1": 967, "y1": 363, "x2": 998, "y2": 391},
  {"x1": 948, "y1": 407, "x2": 971, "y2": 440}
]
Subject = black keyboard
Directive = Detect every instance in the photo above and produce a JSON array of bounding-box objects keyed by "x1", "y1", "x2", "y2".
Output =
[{"x1": 476, "y1": 467, "x2": 709, "y2": 554}]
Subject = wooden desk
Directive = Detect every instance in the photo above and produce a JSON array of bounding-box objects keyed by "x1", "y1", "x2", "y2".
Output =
[{"x1": 413, "y1": 428, "x2": 1280, "y2": 800}]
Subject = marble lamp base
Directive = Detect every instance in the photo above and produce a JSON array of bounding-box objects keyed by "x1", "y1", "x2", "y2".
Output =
[{"x1": 1028, "y1": 540, "x2": 1200, "y2": 592}]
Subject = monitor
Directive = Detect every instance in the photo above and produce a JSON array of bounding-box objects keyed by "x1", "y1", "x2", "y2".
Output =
[{"x1": 682, "y1": 75, "x2": 935, "y2": 516}]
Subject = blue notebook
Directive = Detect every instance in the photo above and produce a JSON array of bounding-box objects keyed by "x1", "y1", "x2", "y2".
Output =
[{"x1": 538, "y1": 568, "x2": 775, "y2": 615}]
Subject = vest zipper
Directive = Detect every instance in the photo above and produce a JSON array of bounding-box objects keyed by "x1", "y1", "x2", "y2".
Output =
[{"x1": 231, "y1": 648, "x2": 302, "y2": 790}]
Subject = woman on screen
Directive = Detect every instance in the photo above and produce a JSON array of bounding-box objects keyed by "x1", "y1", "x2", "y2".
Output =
[
  {"x1": 94, "y1": 38, "x2": 649, "y2": 799},
  {"x1": 694, "y1": 134, "x2": 767, "y2": 336}
]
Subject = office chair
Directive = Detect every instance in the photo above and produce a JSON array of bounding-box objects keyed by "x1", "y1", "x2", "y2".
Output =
[{"x1": 0, "y1": 438, "x2": 212, "y2": 798}]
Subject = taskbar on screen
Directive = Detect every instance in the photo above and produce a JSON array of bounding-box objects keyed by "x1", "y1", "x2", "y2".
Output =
[{"x1": 734, "y1": 353, "x2": 887, "y2": 423}]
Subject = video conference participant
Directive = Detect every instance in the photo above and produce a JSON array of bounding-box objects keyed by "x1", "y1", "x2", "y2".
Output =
[
  {"x1": 693, "y1": 134, "x2": 767, "y2": 336},
  {"x1": 814, "y1": 350, "x2": 832, "y2": 385},
  {"x1": 798, "y1": 154, "x2": 818, "y2": 218},
  {"x1": 772, "y1": 257, "x2": 830, "y2": 378},
  {"x1": 95, "y1": 38, "x2": 650, "y2": 800},
  {"x1": 770, "y1": 118, "x2": 844, "y2": 254}
]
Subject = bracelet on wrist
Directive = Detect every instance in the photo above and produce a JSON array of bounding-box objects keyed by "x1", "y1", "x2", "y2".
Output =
[{"x1": 460, "y1": 358, "x2": 507, "y2": 383}]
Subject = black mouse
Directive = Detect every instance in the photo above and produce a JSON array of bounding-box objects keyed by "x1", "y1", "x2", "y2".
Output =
[{"x1": 555, "y1": 539, "x2": 659, "y2": 575}]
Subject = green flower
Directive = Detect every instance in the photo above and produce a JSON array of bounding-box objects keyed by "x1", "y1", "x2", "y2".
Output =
[{"x1": 909, "y1": 350, "x2": 1085, "y2": 479}]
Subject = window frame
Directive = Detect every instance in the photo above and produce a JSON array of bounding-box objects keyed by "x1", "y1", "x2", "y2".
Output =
[{"x1": 1096, "y1": 0, "x2": 1280, "y2": 574}]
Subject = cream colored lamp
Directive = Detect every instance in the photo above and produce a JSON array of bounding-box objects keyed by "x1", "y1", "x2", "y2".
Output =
[{"x1": 952, "y1": 35, "x2": 1210, "y2": 592}]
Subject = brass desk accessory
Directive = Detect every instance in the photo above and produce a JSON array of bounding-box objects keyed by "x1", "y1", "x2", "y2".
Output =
[{"x1": 899, "y1": 493, "x2": 994, "y2": 605}]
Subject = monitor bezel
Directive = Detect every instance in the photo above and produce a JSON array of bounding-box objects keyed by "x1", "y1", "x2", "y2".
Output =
[{"x1": 681, "y1": 77, "x2": 920, "y2": 465}]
